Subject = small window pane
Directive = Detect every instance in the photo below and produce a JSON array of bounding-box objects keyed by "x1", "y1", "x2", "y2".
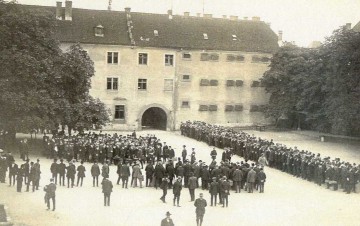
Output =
[
  {"x1": 115, "y1": 105, "x2": 125, "y2": 119},
  {"x1": 226, "y1": 80, "x2": 235, "y2": 87}
]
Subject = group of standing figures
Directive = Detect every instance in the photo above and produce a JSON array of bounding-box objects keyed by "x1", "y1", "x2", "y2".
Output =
[{"x1": 180, "y1": 120, "x2": 360, "y2": 194}]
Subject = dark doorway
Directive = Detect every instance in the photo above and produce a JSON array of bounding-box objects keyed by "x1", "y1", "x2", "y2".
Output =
[{"x1": 141, "y1": 107, "x2": 167, "y2": 130}]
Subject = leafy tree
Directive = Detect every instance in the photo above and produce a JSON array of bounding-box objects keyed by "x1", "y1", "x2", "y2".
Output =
[
  {"x1": 261, "y1": 45, "x2": 313, "y2": 127},
  {"x1": 0, "y1": 1, "x2": 62, "y2": 138},
  {"x1": 320, "y1": 27, "x2": 360, "y2": 135},
  {"x1": 0, "y1": 2, "x2": 110, "y2": 141},
  {"x1": 56, "y1": 44, "x2": 110, "y2": 135},
  {"x1": 262, "y1": 26, "x2": 360, "y2": 136}
]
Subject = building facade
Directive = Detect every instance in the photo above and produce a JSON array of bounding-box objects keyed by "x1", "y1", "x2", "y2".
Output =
[{"x1": 27, "y1": 1, "x2": 279, "y2": 131}]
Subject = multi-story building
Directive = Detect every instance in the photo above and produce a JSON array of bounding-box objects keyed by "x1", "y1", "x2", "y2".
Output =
[{"x1": 26, "y1": 1, "x2": 279, "y2": 131}]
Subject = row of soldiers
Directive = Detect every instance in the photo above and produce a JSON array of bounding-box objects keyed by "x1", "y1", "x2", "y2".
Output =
[
  {"x1": 42, "y1": 132, "x2": 176, "y2": 166},
  {"x1": 180, "y1": 121, "x2": 359, "y2": 194}
]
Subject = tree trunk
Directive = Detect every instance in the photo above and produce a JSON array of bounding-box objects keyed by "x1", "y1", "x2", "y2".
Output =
[{"x1": 68, "y1": 126, "x2": 72, "y2": 136}]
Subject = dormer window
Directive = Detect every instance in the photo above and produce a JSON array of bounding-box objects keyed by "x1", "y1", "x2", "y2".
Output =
[
  {"x1": 94, "y1": 25, "x2": 104, "y2": 37},
  {"x1": 203, "y1": 33, "x2": 208, "y2": 40},
  {"x1": 154, "y1": 30, "x2": 159, "y2": 36},
  {"x1": 232, "y1": 34, "x2": 237, "y2": 41}
]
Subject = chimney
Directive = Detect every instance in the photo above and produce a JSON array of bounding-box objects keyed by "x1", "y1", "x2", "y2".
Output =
[
  {"x1": 65, "y1": 1, "x2": 72, "y2": 21},
  {"x1": 196, "y1": 13, "x2": 201, "y2": 17},
  {"x1": 229, "y1": 15, "x2": 238, "y2": 21},
  {"x1": 168, "y1": 10, "x2": 173, "y2": 19},
  {"x1": 125, "y1": 7, "x2": 131, "y2": 13},
  {"x1": 184, "y1": 12, "x2": 190, "y2": 17},
  {"x1": 222, "y1": 15, "x2": 227, "y2": 19},
  {"x1": 278, "y1": 30, "x2": 283, "y2": 41},
  {"x1": 56, "y1": 1, "x2": 62, "y2": 20},
  {"x1": 203, "y1": 14, "x2": 212, "y2": 18},
  {"x1": 252, "y1": 16, "x2": 260, "y2": 21},
  {"x1": 345, "y1": 23, "x2": 351, "y2": 30}
]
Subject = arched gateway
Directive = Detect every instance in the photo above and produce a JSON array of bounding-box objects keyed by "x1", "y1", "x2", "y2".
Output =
[{"x1": 140, "y1": 106, "x2": 168, "y2": 130}]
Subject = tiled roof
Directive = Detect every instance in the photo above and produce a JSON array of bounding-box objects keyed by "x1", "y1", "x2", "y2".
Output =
[{"x1": 19, "y1": 5, "x2": 279, "y2": 53}]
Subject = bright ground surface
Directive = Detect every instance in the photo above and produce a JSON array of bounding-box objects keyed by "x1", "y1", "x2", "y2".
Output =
[{"x1": 1, "y1": 130, "x2": 359, "y2": 226}]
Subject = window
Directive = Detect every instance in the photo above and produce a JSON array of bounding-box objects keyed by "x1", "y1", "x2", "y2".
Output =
[
  {"x1": 209, "y1": 80, "x2": 218, "y2": 86},
  {"x1": 200, "y1": 79, "x2": 209, "y2": 86},
  {"x1": 182, "y1": 75, "x2": 191, "y2": 81},
  {"x1": 261, "y1": 57, "x2": 271, "y2": 63},
  {"x1": 225, "y1": 105, "x2": 234, "y2": 111},
  {"x1": 227, "y1": 54, "x2": 236, "y2": 62},
  {"x1": 251, "y1": 80, "x2": 264, "y2": 87},
  {"x1": 252, "y1": 55, "x2": 261, "y2": 62},
  {"x1": 200, "y1": 53, "x2": 209, "y2": 61},
  {"x1": 138, "y1": 79, "x2": 147, "y2": 90},
  {"x1": 182, "y1": 53, "x2": 191, "y2": 59},
  {"x1": 201, "y1": 53, "x2": 219, "y2": 61},
  {"x1": 181, "y1": 101, "x2": 190, "y2": 108},
  {"x1": 235, "y1": 80, "x2": 244, "y2": 87},
  {"x1": 107, "y1": 52, "x2": 118, "y2": 64},
  {"x1": 94, "y1": 25, "x2": 104, "y2": 37},
  {"x1": 107, "y1": 77, "x2": 118, "y2": 90},
  {"x1": 203, "y1": 33, "x2": 208, "y2": 40},
  {"x1": 235, "y1": 104, "x2": 244, "y2": 111},
  {"x1": 114, "y1": 105, "x2": 125, "y2": 119},
  {"x1": 164, "y1": 79, "x2": 173, "y2": 91},
  {"x1": 226, "y1": 80, "x2": 235, "y2": 87},
  {"x1": 236, "y1": 55, "x2": 245, "y2": 61},
  {"x1": 199, "y1": 105, "x2": 208, "y2": 111},
  {"x1": 165, "y1": 54, "x2": 174, "y2": 66},
  {"x1": 209, "y1": 105, "x2": 218, "y2": 111},
  {"x1": 138, "y1": 53, "x2": 148, "y2": 65},
  {"x1": 209, "y1": 54, "x2": 219, "y2": 61},
  {"x1": 250, "y1": 105, "x2": 266, "y2": 112}
]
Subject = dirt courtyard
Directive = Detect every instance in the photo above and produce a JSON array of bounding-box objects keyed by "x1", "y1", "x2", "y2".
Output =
[{"x1": 0, "y1": 130, "x2": 359, "y2": 226}]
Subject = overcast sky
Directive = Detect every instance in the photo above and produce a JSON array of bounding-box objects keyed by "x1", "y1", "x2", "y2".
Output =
[{"x1": 17, "y1": 0, "x2": 360, "y2": 47}]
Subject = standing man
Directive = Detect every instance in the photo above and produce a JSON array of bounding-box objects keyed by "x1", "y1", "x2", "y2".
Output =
[
  {"x1": 154, "y1": 161, "x2": 165, "y2": 189},
  {"x1": 91, "y1": 161, "x2": 101, "y2": 187},
  {"x1": 257, "y1": 168, "x2": 267, "y2": 193},
  {"x1": 66, "y1": 162, "x2": 76, "y2": 188},
  {"x1": 101, "y1": 176, "x2": 113, "y2": 206},
  {"x1": 232, "y1": 165, "x2": 243, "y2": 193},
  {"x1": 145, "y1": 161, "x2": 154, "y2": 187},
  {"x1": 194, "y1": 193, "x2": 207, "y2": 226},
  {"x1": 76, "y1": 161, "x2": 86, "y2": 187},
  {"x1": 120, "y1": 160, "x2": 130, "y2": 189},
  {"x1": 173, "y1": 176, "x2": 182, "y2": 207},
  {"x1": 247, "y1": 167, "x2": 256, "y2": 193},
  {"x1": 44, "y1": 178, "x2": 56, "y2": 211},
  {"x1": 188, "y1": 172, "x2": 197, "y2": 202},
  {"x1": 50, "y1": 159, "x2": 58, "y2": 185},
  {"x1": 34, "y1": 159, "x2": 41, "y2": 190},
  {"x1": 8, "y1": 160, "x2": 18, "y2": 186},
  {"x1": 160, "y1": 211, "x2": 174, "y2": 226},
  {"x1": 160, "y1": 175, "x2": 169, "y2": 203},
  {"x1": 220, "y1": 176, "x2": 231, "y2": 207},
  {"x1": 181, "y1": 145, "x2": 187, "y2": 163},
  {"x1": 58, "y1": 159, "x2": 66, "y2": 186},
  {"x1": 101, "y1": 160, "x2": 110, "y2": 179},
  {"x1": 209, "y1": 177, "x2": 218, "y2": 206}
]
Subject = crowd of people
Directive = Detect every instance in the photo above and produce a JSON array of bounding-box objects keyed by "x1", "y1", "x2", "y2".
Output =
[{"x1": 180, "y1": 120, "x2": 360, "y2": 194}]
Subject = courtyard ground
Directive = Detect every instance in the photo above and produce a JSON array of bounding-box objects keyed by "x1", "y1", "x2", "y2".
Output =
[{"x1": 0, "y1": 130, "x2": 359, "y2": 226}]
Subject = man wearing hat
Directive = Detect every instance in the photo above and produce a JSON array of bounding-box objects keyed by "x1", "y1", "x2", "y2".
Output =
[
  {"x1": 194, "y1": 193, "x2": 207, "y2": 226},
  {"x1": 101, "y1": 176, "x2": 113, "y2": 206},
  {"x1": 220, "y1": 176, "x2": 231, "y2": 207},
  {"x1": 173, "y1": 176, "x2": 182, "y2": 207},
  {"x1": 181, "y1": 145, "x2": 187, "y2": 164},
  {"x1": 160, "y1": 211, "x2": 174, "y2": 226},
  {"x1": 58, "y1": 159, "x2": 66, "y2": 186},
  {"x1": 209, "y1": 177, "x2": 218, "y2": 206},
  {"x1": 91, "y1": 161, "x2": 100, "y2": 187},
  {"x1": 44, "y1": 178, "x2": 56, "y2": 211}
]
